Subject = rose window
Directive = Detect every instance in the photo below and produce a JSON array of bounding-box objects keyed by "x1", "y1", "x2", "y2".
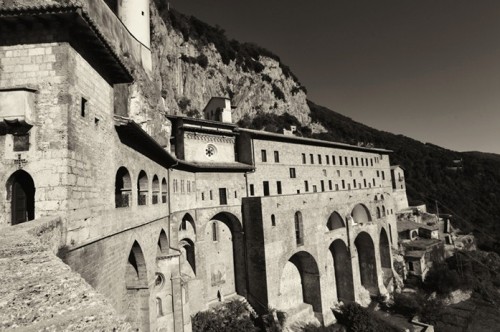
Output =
[{"x1": 205, "y1": 144, "x2": 217, "y2": 158}]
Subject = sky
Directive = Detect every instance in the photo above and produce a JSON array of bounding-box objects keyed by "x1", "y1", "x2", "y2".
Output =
[{"x1": 168, "y1": 0, "x2": 500, "y2": 154}]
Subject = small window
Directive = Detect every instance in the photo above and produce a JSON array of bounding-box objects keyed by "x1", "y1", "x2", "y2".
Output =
[
  {"x1": 210, "y1": 190, "x2": 213, "y2": 200},
  {"x1": 271, "y1": 214, "x2": 276, "y2": 227},
  {"x1": 351, "y1": 157, "x2": 354, "y2": 166},
  {"x1": 304, "y1": 180, "x2": 309, "y2": 192},
  {"x1": 361, "y1": 159, "x2": 364, "y2": 166},
  {"x1": 377, "y1": 171, "x2": 380, "y2": 177},
  {"x1": 13, "y1": 134, "x2": 30, "y2": 152},
  {"x1": 235, "y1": 190, "x2": 237, "y2": 199},
  {"x1": 339, "y1": 156, "x2": 343, "y2": 166},
  {"x1": 318, "y1": 154, "x2": 322, "y2": 164},
  {"x1": 321, "y1": 180, "x2": 325, "y2": 192},
  {"x1": 332, "y1": 155, "x2": 336, "y2": 165},
  {"x1": 219, "y1": 188, "x2": 227, "y2": 205},
  {"x1": 348, "y1": 183, "x2": 351, "y2": 190},
  {"x1": 371, "y1": 159, "x2": 374, "y2": 166},
  {"x1": 323, "y1": 169, "x2": 327, "y2": 176},
  {"x1": 94, "y1": 117, "x2": 100, "y2": 126},
  {"x1": 277, "y1": 181, "x2": 282, "y2": 195},
  {"x1": 337, "y1": 170, "x2": 341, "y2": 177},
  {"x1": 342, "y1": 180, "x2": 345, "y2": 189},
  {"x1": 212, "y1": 222, "x2": 218, "y2": 241},
  {"x1": 349, "y1": 170, "x2": 352, "y2": 177},
  {"x1": 335, "y1": 184, "x2": 339, "y2": 191},
  {"x1": 353, "y1": 179, "x2": 356, "y2": 188},
  {"x1": 250, "y1": 184, "x2": 255, "y2": 196},
  {"x1": 261, "y1": 150, "x2": 267, "y2": 162},
  {"x1": 364, "y1": 179, "x2": 367, "y2": 187},
  {"x1": 326, "y1": 155, "x2": 330, "y2": 165},
  {"x1": 310, "y1": 154, "x2": 314, "y2": 164},
  {"x1": 373, "y1": 178, "x2": 376, "y2": 186},
  {"x1": 360, "y1": 170, "x2": 363, "y2": 176},
  {"x1": 263, "y1": 181, "x2": 270, "y2": 196},
  {"x1": 382, "y1": 171, "x2": 385, "y2": 180},
  {"x1": 329, "y1": 180, "x2": 333, "y2": 190},
  {"x1": 355, "y1": 157, "x2": 359, "y2": 166},
  {"x1": 313, "y1": 185, "x2": 317, "y2": 192},
  {"x1": 201, "y1": 192, "x2": 205, "y2": 200},
  {"x1": 345, "y1": 157, "x2": 348, "y2": 165},
  {"x1": 295, "y1": 212, "x2": 304, "y2": 246},
  {"x1": 289, "y1": 168, "x2": 296, "y2": 178},
  {"x1": 302, "y1": 153, "x2": 306, "y2": 164},
  {"x1": 81, "y1": 97, "x2": 87, "y2": 117},
  {"x1": 274, "y1": 151, "x2": 280, "y2": 163}
]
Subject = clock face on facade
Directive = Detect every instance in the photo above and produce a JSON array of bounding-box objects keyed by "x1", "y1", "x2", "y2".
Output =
[{"x1": 205, "y1": 144, "x2": 217, "y2": 158}]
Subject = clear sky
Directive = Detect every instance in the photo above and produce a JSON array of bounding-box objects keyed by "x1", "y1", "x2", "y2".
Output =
[{"x1": 167, "y1": 0, "x2": 500, "y2": 154}]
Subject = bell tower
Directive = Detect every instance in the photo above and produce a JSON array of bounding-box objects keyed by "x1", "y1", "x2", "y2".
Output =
[{"x1": 117, "y1": 0, "x2": 151, "y2": 48}]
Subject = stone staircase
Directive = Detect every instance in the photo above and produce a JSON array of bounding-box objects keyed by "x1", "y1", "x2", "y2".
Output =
[{"x1": 283, "y1": 303, "x2": 321, "y2": 332}]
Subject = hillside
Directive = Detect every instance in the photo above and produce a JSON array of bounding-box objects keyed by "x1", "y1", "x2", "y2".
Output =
[{"x1": 152, "y1": 4, "x2": 500, "y2": 254}]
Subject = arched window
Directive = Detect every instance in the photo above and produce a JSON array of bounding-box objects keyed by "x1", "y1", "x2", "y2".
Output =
[
  {"x1": 137, "y1": 171, "x2": 148, "y2": 205},
  {"x1": 115, "y1": 167, "x2": 131, "y2": 208},
  {"x1": 382, "y1": 206, "x2": 386, "y2": 217},
  {"x1": 294, "y1": 212, "x2": 304, "y2": 245},
  {"x1": 376, "y1": 207, "x2": 381, "y2": 219},
  {"x1": 156, "y1": 297, "x2": 163, "y2": 317},
  {"x1": 152, "y1": 175, "x2": 159, "y2": 204},
  {"x1": 327, "y1": 212, "x2": 345, "y2": 231},
  {"x1": 271, "y1": 214, "x2": 276, "y2": 226},
  {"x1": 8, "y1": 170, "x2": 35, "y2": 224},
  {"x1": 381, "y1": 194, "x2": 385, "y2": 200},
  {"x1": 351, "y1": 204, "x2": 372, "y2": 223},
  {"x1": 161, "y1": 178, "x2": 167, "y2": 203}
]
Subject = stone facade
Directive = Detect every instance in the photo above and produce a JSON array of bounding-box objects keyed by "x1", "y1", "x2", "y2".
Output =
[{"x1": 0, "y1": 1, "x2": 409, "y2": 331}]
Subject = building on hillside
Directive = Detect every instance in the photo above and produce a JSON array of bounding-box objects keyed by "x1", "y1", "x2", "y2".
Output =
[{"x1": 0, "y1": 0, "x2": 408, "y2": 331}]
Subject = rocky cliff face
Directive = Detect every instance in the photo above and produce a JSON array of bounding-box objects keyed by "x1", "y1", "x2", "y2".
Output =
[{"x1": 149, "y1": 3, "x2": 312, "y2": 125}]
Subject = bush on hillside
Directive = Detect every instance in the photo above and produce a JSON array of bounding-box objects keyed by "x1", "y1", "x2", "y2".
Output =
[{"x1": 191, "y1": 300, "x2": 258, "y2": 332}]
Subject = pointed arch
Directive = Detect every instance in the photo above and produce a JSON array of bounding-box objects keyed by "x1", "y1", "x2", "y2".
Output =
[
  {"x1": 179, "y1": 213, "x2": 196, "y2": 234},
  {"x1": 157, "y1": 229, "x2": 169, "y2": 256},
  {"x1": 152, "y1": 175, "x2": 159, "y2": 204},
  {"x1": 279, "y1": 251, "x2": 322, "y2": 314},
  {"x1": 382, "y1": 205, "x2": 386, "y2": 217},
  {"x1": 294, "y1": 211, "x2": 304, "y2": 245},
  {"x1": 161, "y1": 177, "x2": 167, "y2": 203},
  {"x1": 376, "y1": 206, "x2": 381, "y2": 219},
  {"x1": 380, "y1": 228, "x2": 393, "y2": 286},
  {"x1": 327, "y1": 211, "x2": 345, "y2": 231},
  {"x1": 179, "y1": 238, "x2": 196, "y2": 275},
  {"x1": 355, "y1": 232, "x2": 378, "y2": 294},
  {"x1": 7, "y1": 170, "x2": 35, "y2": 225},
  {"x1": 330, "y1": 239, "x2": 354, "y2": 302},
  {"x1": 124, "y1": 241, "x2": 150, "y2": 331},
  {"x1": 352, "y1": 204, "x2": 372, "y2": 223}
]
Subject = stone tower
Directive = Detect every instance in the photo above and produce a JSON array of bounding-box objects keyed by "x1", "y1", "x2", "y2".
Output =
[{"x1": 118, "y1": 0, "x2": 151, "y2": 48}]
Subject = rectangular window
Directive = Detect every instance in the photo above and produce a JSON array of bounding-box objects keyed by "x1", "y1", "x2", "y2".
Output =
[
  {"x1": 342, "y1": 180, "x2": 345, "y2": 189},
  {"x1": 304, "y1": 180, "x2": 309, "y2": 192},
  {"x1": 364, "y1": 179, "x2": 367, "y2": 187},
  {"x1": 373, "y1": 178, "x2": 376, "y2": 186},
  {"x1": 351, "y1": 157, "x2": 354, "y2": 166},
  {"x1": 339, "y1": 156, "x2": 343, "y2": 166},
  {"x1": 318, "y1": 154, "x2": 322, "y2": 164},
  {"x1": 277, "y1": 181, "x2": 282, "y2": 194},
  {"x1": 210, "y1": 190, "x2": 213, "y2": 200},
  {"x1": 250, "y1": 184, "x2": 255, "y2": 196},
  {"x1": 81, "y1": 97, "x2": 87, "y2": 117},
  {"x1": 348, "y1": 183, "x2": 351, "y2": 190},
  {"x1": 345, "y1": 157, "x2": 348, "y2": 165},
  {"x1": 212, "y1": 222, "x2": 218, "y2": 242},
  {"x1": 377, "y1": 170, "x2": 380, "y2": 177},
  {"x1": 349, "y1": 170, "x2": 353, "y2": 177},
  {"x1": 302, "y1": 153, "x2": 306, "y2": 164},
  {"x1": 321, "y1": 180, "x2": 325, "y2": 192},
  {"x1": 313, "y1": 185, "x2": 318, "y2": 192},
  {"x1": 332, "y1": 155, "x2": 336, "y2": 165},
  {"x1": 356, "y1": 157, "x2": 359, "y2": 166},
  {"x1": 290, "y1": 168, "x2": 296, "y2": 178},
  {"x1": 261, "y1": 150, "x2": 267, "y2": 162},
  {"x1": 13, "y1": 134, "x2": 29, "y2": 152},
  {"x1": 181, "y1": 180, "x2": 185, "y2": 193},
  {"x1": 219, "y1": 188, "x2": 227, "y2": 205},
  {"x1": 335, "y1": 184, "x2": 339, "y2": 191},
  {"x1": 326, "y1": 155, "x2": 330, "y2": 165},
  {"x1": 202, "y1": 192, "x2": 205, "y2": 200},
  {"x1": 371, "y1": 159, "x2": 374, "y2": 166},
  {"x1": 337, "y1": 170, "x2": 341, "y2": 177},
  {"x1": 235, "y1": 190, "x2": 238, "y2": 199},
  {"x1": 361, "y1": 159, "x2": 364, "y2": 166},
  {"x1": 274, "y1": 151, "x2": 280, "y2": 163},
  {"x1": 382, "y1": 171, "x2": 385, "y2": 180},
  {"x1": 353, "y1": 179, "x2": 357, "y2": 188},
  {"x1": 310, "y1": 154, "x2": 314, "y2": 164},
  {"x1": 263, "y1": 181, "x2": 270, "y2": 196},
  {"x1": 329, "y1": 180, "x2": 333, "y2": 190}
]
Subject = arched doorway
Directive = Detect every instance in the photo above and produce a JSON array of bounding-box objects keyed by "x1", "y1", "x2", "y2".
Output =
[
  {"x1": 379, "y1": 228, "x2": 392, "y2": 286},
  {"x1": 179, "y1": 238, "x2": 196, "y2": 276},
  {"x1": 8, "y1": 170, "x2": 35, "y2": 225},
  {"x1": 208, "y1": 212, "x2": 247, "y2": 299},
  {"x1": 278, "y1": 251, "x2": 322, "y2": 314},
  {"x1": 329, "y1": 240, "x2": 354, "y2": 302},
  {"x1": 355, "y1": 232, "x2": 378, "y2": 294},
  {"x1": 124, "y1": 241, "x2": 150, "y2": 331}
]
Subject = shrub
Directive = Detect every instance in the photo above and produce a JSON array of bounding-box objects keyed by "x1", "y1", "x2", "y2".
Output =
[
  {"x1": 271, "y1": 84, "x2": 285, "y2": 101},
  {"x1": 191, "y1": 300, "x2": 258, "y2": 332},
  {"x1": 261, "y1": 74, "x2": 272, "y2": 83},
  {"x1": 423, "y1": 264, "x2": 461, "y2": 295},
  {"x1": 177, "y1": 97, "x2": 191, "y2": 111},
  {"x1": 336, "y1": 302, "x2": 396, "y2": 332}
]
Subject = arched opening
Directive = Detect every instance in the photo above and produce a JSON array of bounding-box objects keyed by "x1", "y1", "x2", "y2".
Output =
[
  {"x1": 278, "y1": 251, "x2": 322, "y2": 314},
  {"x1": 8, "y1": 170, "x2": 35, "y2": 225},
  {"x1": 115, "y1": 167, "x2": 131, "y2": 208},
  {"x1": 124, "y1": 241, "x2": 150, "y2": 331},
  {"x1": 330, "y1": 239, "x2": 354, "y2": 302},
  {"x1": 179, "y1": 213, "x2": 196, "y2": 236},
  {"x1": 180, "y1": 238, "x2": 196, "y2": 276},
  {"x1": 380, "y1": 228, "x2": 392, "y2": 286},
  {"x1": 355, "y1": 232, "x2": 378, "y2": 294},
  {"x1": 376, "y1": 207, "x2": 381, "y2": 219},
  {"x1": 157, "y1": 230, "x2": 169, "y2": 256},
  {"x1": 156, "y1": 297, "x2": 163, "y2": 317},
  {"x1": 152, "y1": 175, "x2": 159, "y2": 204},
  {"x1": 137, "y1": 171, "x2": 148, "y2": 205},
  {"x1": 294, "y1": 211, "x2": 304, "y2": 245},
  {"x1": 208, "y1": 212, "x2": 247, "y2": 299},
  {"x1": 327, "y1": 211, "x2": 345, "y2": 231},
  {"x1": 161, "y1": 178, "x2": 167, "y2": 203},
  {"x1": 271, "y1": 214, "x2": 276, "y2": 226},
  {"x1": 351, "y1": 204, "x2": 372, "y2": 223},
  {"x1": 382, "y1": 206, "x2": 386, "y2": 217}
]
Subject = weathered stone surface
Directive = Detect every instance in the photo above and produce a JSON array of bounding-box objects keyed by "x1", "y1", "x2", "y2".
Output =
[{"x1": 0, "y1": 218, "x2": 131, "y2": 331}]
